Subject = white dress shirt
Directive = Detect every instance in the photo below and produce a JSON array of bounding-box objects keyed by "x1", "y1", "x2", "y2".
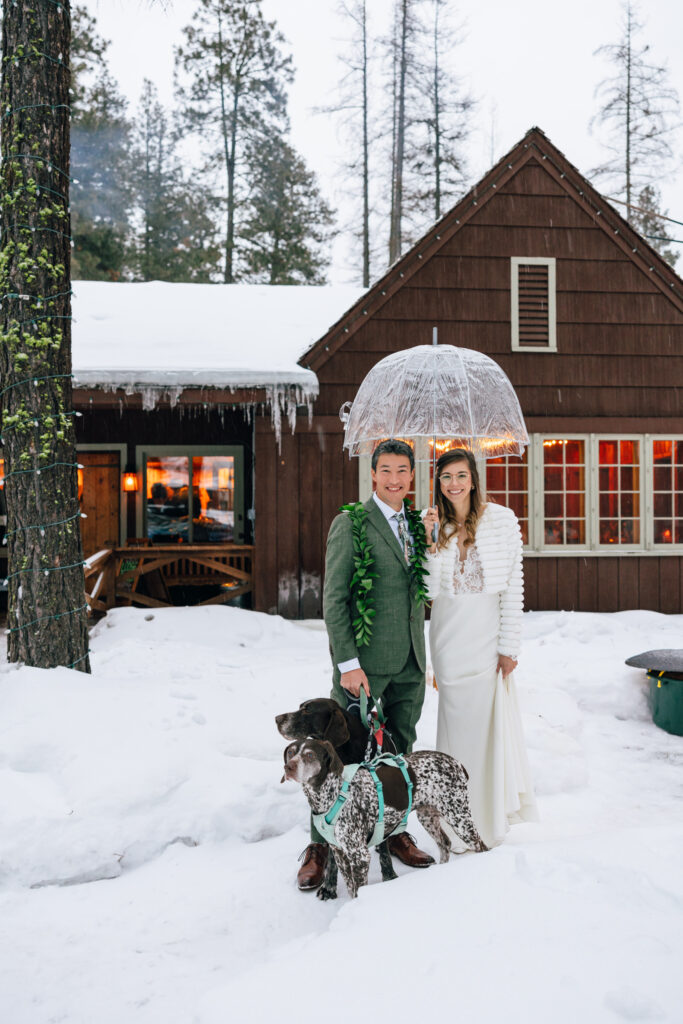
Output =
[{"x1": 337, "y1": 492, "x2": 411, "y2": 674}]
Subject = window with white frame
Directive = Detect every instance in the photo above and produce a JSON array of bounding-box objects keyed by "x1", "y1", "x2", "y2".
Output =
[
  {"x1": 360, "y1": 435, "x2": 683, "y2": 553},
  {"x1": 511, "y1": 257, "x2": 557, "y2": 351},
  {"x1": 597, "y1": 439, "x2": 641, "y2": 546},
  {"x1": 652, "y1": 438, "x2": 683, "y2": 546},
  {"x1": 541, "y1": 438, "x2": 587, "y2": 546},
  {"x1": 485, "y1": 451, "x2": 529, "y2": 544}
]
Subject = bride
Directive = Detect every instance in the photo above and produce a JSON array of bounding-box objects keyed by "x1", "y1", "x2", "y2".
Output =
[{"x1": 422, "y1": 448, "x2": 538, "y2": 848}]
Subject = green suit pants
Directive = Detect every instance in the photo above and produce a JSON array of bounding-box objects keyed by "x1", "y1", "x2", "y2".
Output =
[{"x1": 309, "y1": 648, "x2": 425, "y2": 843}]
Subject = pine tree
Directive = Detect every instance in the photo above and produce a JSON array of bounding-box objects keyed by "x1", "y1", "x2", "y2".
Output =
[
  {"x1": 129, "y1": 80, "x2": 221, "y2": 282},
  {"x1": 71, "y1": 5, "x2": 133, "y2": 281},
  {"x1": 628, "y1": 185, "x2": 679, "y2": 267},
  {"x1": 175, "y1": 0, "x2": 293, "y2": 283},
  {"x1": 240, "y1": 133, "x2": 335, "y2": 284},
  {"x1": 0, "y1": 0, "x2": 90, "y2": 670},
  {"x1": 590, "y1": 1, "x2": 680, "y2": 220}
]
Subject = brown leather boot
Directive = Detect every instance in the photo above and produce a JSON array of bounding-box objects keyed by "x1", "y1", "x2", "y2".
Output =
[
  {"x1": 297, "y1": 843, "x2": 328, "y2": 890},
  {"x1": 387, "y1": 832, "x2": 435, "y2": 868}
]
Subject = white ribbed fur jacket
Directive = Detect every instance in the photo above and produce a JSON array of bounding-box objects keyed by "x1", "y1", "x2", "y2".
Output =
[{"x1": 424, "y1": 501, "x2": 524, "y2": 658}]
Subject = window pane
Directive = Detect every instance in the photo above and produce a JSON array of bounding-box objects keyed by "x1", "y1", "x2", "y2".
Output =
[
  {"x1": 654, "y1": 466, "x2": 672, "y2": 491},
  {"x1": 192, "y1": 456, "x2": 235, "y2": 542},
  {"x1": 675, "y1": 441, "x2": 683, "y2": 463},
  {"x1": 545, "y1": 467, "x2": 564, "y2": 490},
  {"x1": 621, "y1": 519, "x2": 639, "y2": 544},
  {"x1": 675, "y1": 519, "x2": 683, "y2": 544},
  {"x1": 566, "y1": 492, "x2": 585, "y2": 517},
  {"x1": 600, "y1": 492, "x2": 617, "y2": 517},
  {"x1": 620, "y1": 492, "x2": 639, "y2": 517},
  {"x1": 543, "y1": 440, "x2": 564, "y2": 464},
  {"x1": 146, "y1": 456, "x2": 190, "y2": 543},
  {"x1": 620, "y1": 466, "x2": 638, "y2": 491},
  {"x1": 676, "y1": 467, "x2": 683, "y2": 491},
  {"x1": 508, "y1": 466, "x2": 526, "y2": 490},
  {"x1": 507, "y1": 491, "x2": 528, "y2": 522},
  {"x1": 487, "y1": 466, "x2": 506, "y2": 490},
  {"x1": 565, "y1": 466, "x2": 585, "y2": 491},
  {"x1": 600, "y1": 520, "x2": 619, "y2": 544},
  {"x1": 654, "y1": 520, "x2": 673, "y2": 544},
  {"x1": 544, "y1": 520, "x2": 564, "y2": 544},
  {"x1": 545, "y1": 492, "x2": 563, "y2": 517},
  {"x1": 565, "y1": 520, "x2": 585, "y2": 544},
  {"x1": 620, "y1": 440, "x2": 637, "y2": 464},
  {"x1": 654, "y1": 492, "x2": 672, "y2": 517},
  {"x1": 599, "y1": 467, "x2": 618, "y2": 492},
  {"x1": 653, "y1": 440, "x2": 672, "y2": 462},
  {"x1": 599, "y1": 440, "x2": 619, "y2": 465}
]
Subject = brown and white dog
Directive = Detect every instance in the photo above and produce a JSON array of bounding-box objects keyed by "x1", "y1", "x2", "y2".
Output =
[
  {"x1": 282, "y1": 737, "x2": 487, "y2": 899},
  {"x1": 276, "y1": 697, "x2": 398, "y2": 882}
]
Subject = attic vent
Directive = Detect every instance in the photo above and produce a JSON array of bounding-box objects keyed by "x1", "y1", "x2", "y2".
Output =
[{"x1": 511, "y1": 256, "x2": 557, "y2": 352}]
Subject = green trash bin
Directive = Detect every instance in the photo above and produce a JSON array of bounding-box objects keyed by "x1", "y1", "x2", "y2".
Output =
[{"x1": 647, "y1": 671, "x2": 683, "y2": 737}]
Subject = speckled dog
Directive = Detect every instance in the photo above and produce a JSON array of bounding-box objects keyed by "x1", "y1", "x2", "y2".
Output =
[
  {"x1": 276, "y1": 697, "x2": 399, "y2": 883},
  {"x1": 282, "y1": 738, "x2": 487, "y2": 899}
]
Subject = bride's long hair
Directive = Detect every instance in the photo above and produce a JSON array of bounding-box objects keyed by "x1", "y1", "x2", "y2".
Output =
[{"x1": 435, "y1": 449, "x2": 484, "y2": 552}]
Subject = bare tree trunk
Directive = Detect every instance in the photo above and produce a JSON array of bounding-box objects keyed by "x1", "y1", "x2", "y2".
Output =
[
  {"x1": 1, "y1": 0, "x2": 90, "y2": 670},
  {"x1": 217, "y1": 11, "x2": 237, "y2": 284},
  {"x1": 389, "y1": 0, "x2": 408, "y2": 264},
  {"x1": 625, "y1": 2, "x2": 632, "y2": 218},
  {"x1": 433, "y1": 0, "x2": 441, "y2": 220},
  {"x1": 361, "y1": 0, "x2": 370, "y2": 288}
]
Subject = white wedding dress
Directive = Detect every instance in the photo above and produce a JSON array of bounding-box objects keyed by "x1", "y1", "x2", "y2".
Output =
[{"x1": 429, "y1": 544, "x2": 538, "y2": 849}]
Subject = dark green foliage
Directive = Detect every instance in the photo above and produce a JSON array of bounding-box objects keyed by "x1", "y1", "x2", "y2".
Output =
[
  {"x1": 71, "y1": 5, "x2": 133, "y2": 281},
  {"x1": 129, "y1": 80, "x2": 221, "y2": 282},
  {"x1": 175, "y1": 0, "x2": 294, "y2": 283},
  {"x1": 240, "y1": 133, "x2": 335, "y2": 284},
  {"x1": 629, "y1": 185, "x2": 679, "y2": 268}
]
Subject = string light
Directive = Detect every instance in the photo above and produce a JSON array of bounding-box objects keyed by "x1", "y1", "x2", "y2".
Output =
[
  {"x1": 4, "y1": 510, "x2": 85, "y2": 541},
  {"x1": 2, "y1": 225, "x2": 73, "y2": 242},
  {"x1": 0, "y1": 372, "x2": 73, "y2": 398},
  {"x1": 3, "y1": 460, "x2": 81, "y2": 481},
  {"x1": 5, "y1": 603, "x2": 89, "y2": 637},
  {"x1": 4, "y1": 559, "x2": 85, "y2": 583}
]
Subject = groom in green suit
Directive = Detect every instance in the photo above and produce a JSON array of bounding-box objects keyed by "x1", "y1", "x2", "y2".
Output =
[{"x1": 297, "y1": 439, "x2": 435, "y2": 890}]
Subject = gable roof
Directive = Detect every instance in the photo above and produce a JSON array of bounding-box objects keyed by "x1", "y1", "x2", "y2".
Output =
[{"x1": 300, "y1": 126, "x2": 683, "y2": 373}]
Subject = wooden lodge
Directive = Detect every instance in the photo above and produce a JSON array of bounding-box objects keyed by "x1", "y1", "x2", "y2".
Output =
[{"x1": 1, "y1": 127, "x2": 682, "y2": 617}]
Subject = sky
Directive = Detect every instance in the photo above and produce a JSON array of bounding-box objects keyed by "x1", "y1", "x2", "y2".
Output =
[{"x1": 81, "y1": 0, "x2": 683, "y2": 283}]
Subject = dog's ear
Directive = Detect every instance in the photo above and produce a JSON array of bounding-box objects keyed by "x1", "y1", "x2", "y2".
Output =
[
  {"x1": 318, "y1": 739, "x2": 343, "y2": 773},
  {"x1": 281, "y1": 741, "x2": 298, "y2": 783},
  {"x1": 323, "y1": 707, "x2": 350, "y2": 747}
]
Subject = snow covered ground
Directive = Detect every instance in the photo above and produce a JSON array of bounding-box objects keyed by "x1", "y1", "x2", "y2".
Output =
[{"x1": 1, "y1": 606, "x2": 682, "y2": 1024}]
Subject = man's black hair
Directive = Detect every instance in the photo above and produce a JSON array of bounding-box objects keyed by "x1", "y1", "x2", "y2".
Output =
[{"x1": 371, "y1": 438, "x2": 415, "y2": 471}]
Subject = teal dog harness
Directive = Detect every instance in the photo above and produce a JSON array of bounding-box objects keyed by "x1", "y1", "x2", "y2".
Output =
[{"x1": 312, "y1": 752, "x2": 414, "y2": 849}]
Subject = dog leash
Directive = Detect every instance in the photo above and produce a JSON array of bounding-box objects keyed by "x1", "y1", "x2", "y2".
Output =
[{"x1": 359, "y1": 688, "x2": 388, "y2": 752}]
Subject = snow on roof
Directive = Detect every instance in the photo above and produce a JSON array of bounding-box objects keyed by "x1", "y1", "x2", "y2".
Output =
[{"x1": 71, "y1": 280, "x2": 364, "y2": 393}]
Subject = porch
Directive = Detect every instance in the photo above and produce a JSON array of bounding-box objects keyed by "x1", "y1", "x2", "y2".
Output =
[{"x1": 84, "y1": 543, "x2": 254, "y2": 613}]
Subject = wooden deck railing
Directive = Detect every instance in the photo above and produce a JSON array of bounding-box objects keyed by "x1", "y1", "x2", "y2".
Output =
[{"x1": 84, "y1": 544, "x2": 254, "y2": 611}]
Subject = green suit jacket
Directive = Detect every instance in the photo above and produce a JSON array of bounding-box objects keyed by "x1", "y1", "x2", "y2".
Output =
[{"x1": 323, "y1": 497, "x2": 426, "y2": 677}]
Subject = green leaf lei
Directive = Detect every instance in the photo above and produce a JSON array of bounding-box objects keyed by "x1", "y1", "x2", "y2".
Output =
[{"x1": 340, "y1": 498, "x2": 430, "y2": 647}]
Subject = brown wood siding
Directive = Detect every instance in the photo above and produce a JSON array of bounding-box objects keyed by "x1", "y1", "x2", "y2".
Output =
[{"x1": 525, "y1": 556, "x2": 683, "y2": 613}]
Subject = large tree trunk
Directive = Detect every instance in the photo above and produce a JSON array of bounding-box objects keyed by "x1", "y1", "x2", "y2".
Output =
[{"x1": 1, "y1": 0, "x2": 90, "y2": 670}]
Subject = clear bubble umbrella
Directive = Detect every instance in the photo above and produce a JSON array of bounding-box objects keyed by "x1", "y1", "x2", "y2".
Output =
[{"x1": 340, "y1": 338, "x2": 529, "y2": 501}]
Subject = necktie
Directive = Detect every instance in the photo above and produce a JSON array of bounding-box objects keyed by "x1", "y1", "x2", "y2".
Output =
[{"x1": 394, "y1": 511, "x2": 411, "y2": 564}]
